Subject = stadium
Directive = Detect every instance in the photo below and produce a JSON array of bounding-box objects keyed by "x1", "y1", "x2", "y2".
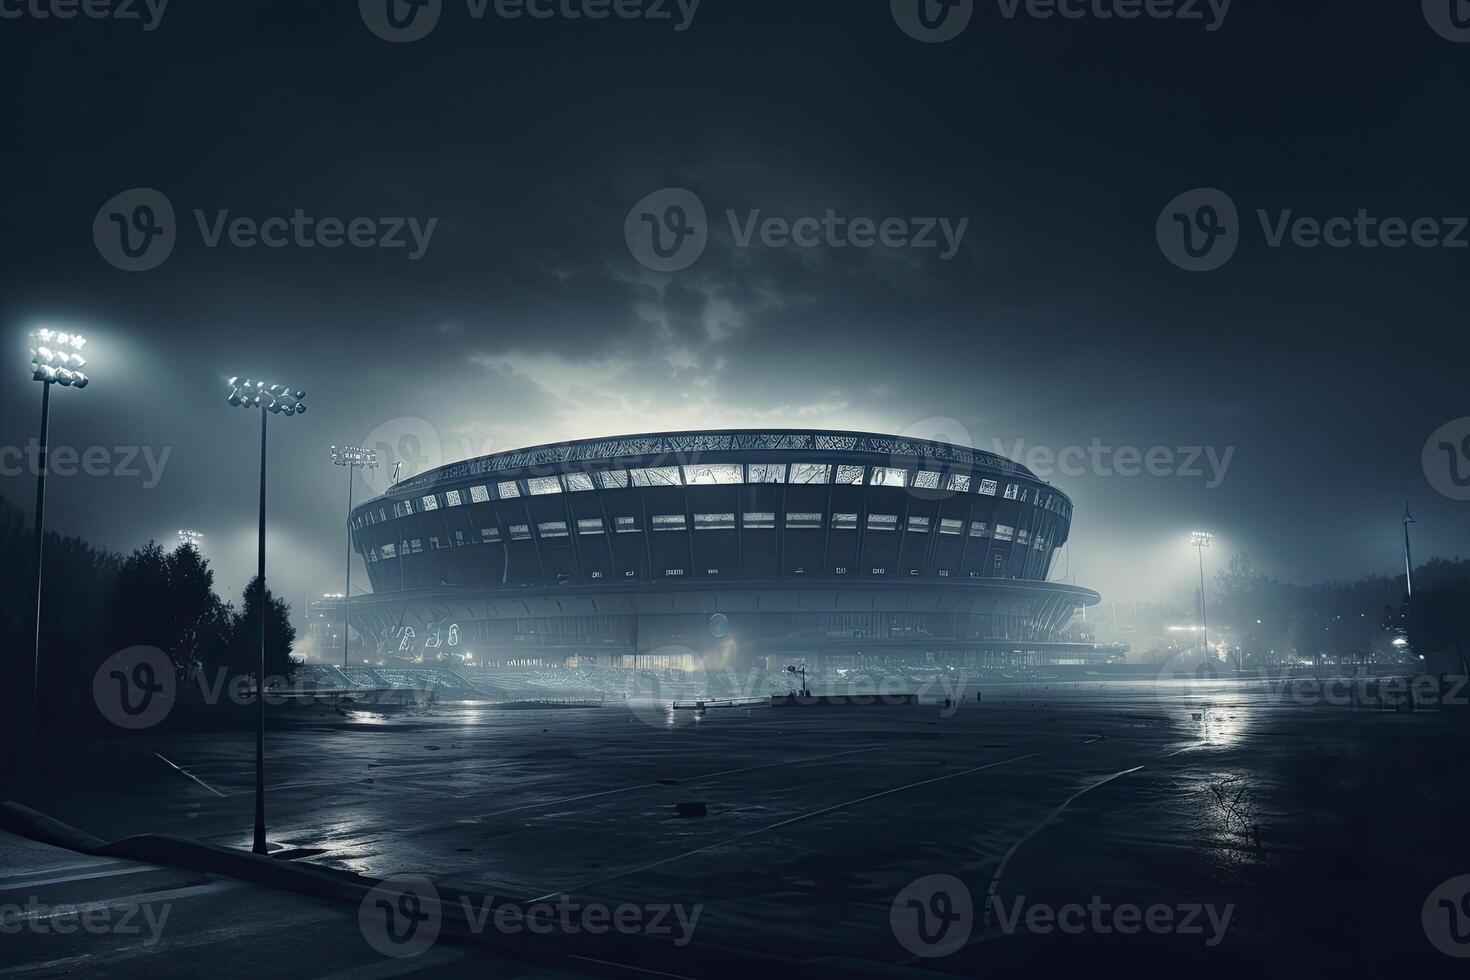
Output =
[{"x1": 344, "y1": 429, "x2": 1104, "y2": 675}]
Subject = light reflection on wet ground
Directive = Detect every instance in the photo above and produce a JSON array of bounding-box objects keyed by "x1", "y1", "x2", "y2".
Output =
[{"x1": 38, "y1": 679, "x2": 1470, "y2": 975}]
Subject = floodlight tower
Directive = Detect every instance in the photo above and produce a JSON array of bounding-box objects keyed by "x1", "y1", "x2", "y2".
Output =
[
  {"x1": 1191, "y1": 531, "x2": 1214, "y2": 667},
  {"x1": 330, "y1": 446, "x2": 377, "y2": 669},
  {"x1": 177, "y1": 528, "x2": 205, "y2": 551},
  {"x1": 25, "y1": 329, "x2": 91, "y2": 806},
  {"x1": 226, "y1": 377, "x2": 306, "y2": 855}
]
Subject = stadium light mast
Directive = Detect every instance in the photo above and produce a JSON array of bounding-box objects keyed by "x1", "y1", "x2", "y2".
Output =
[
  {"x1": 24, "y1": 329, "x2": 91, "y2": 806},
  {"x1": 226, "y1": 376, "x2": 306, "y2": 855},
  {"x1": 1191, "y1": 531, "x2": 1214, "y2": 668},
  {"x1": 330, "y1": 446, "x2": 377, "y2": 669},
  {"x1": 177, "y1": 528, "x2": 205, "y2": 551}
]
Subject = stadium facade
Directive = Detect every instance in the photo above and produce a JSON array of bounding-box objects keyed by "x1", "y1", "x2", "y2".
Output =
[{"x1": 345, "y1": 430, "x2": 1104, "y2": 671}]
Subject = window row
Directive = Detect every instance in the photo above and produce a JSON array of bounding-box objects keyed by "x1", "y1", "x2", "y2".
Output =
[
  {"x1": 364, "y1": 513, "x2": 1051, "y2": 558},
  {"x1": 354, "y1": 464, "x2": 1072, "y2": 528}
]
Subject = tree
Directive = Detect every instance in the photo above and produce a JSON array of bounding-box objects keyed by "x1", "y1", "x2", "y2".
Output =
[
  {"x1": 105, "y1": 541, "x2": 230, "y2": 674},
  {"x1": 216, "y1": 576, "x2": 298, "y2": 682}
]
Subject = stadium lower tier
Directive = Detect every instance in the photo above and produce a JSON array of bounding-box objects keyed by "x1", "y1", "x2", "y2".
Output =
[{"x1": 343, "y1": 579, "x2": 1106, "y2": 669}]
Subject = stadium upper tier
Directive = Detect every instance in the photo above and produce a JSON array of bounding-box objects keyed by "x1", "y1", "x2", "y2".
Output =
[{"x1": 349, "y1": 429, "x2": 1077, "y2": 593}]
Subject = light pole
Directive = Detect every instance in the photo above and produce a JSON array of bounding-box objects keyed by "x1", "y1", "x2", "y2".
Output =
[
  {"x1": 227, "y1": 377, "x2": 306, "y2": 854},
  {"x1": 330, "y1": 446, "x2": 377, "y2": 669},
  {"x1": 1191, "y1": 531, "x2": 1215, "y2": 668},
  {"x1": 24, "y1": 330, "x2": 91, "y2": 805}
]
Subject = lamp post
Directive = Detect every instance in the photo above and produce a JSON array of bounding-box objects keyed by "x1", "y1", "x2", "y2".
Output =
[
  {"x1": 25, "y1": 330, "x2": 91, "y2": 806},
  {"x1": 330, "y1": 446, "x2": 377, "y2": 669},
  {"x1": 226, "y1": 377, "x2": 306, "y2": 854},
  {"x1": 1191, "y1": 531, "x2": 1215, "y2": 668}
]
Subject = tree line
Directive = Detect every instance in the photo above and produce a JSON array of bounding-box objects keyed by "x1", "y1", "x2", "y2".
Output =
[{"x1": 0, "y1": 495, "x2": 296, "y2": 733}]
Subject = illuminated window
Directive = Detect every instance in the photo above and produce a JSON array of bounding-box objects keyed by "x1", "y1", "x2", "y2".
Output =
[
  {"x1": 480, "y1": 527, "x2": 500, "y2": 543},
  {"x1": 527, "y1": 476, "x2": 562, "y2": 496},
  {"x1": 907, "y1": 516, "x2": 931, "y2": 532},
  {"x1": 683, "y1": 464, "x2": 742, "y2": 485},
  {"x1": 995, "y1": 524, "x2": 1015, "y2": 541},
  {"x1": 969, "y1": 521, "x2": 989, "y2": 538},
  {"x1": 470, "y1": 485, "x2": 491, "y2": 504},
  {"x1": 596, "y1": 470, "x2": 629, "y2": 490},
  {"x1": 614, "y1": 516, "x2": 640, "y2": 533},
  {"x1": 421, "y1": 495, "x2": 439, "y2": 511},
  {"x1": 577, "y1": 518, "x2": 605, "y2": 534},
  {"x1": 788, "y1": 463, "x2": 831, "y2": 484},
  {"x1": 747, "y1": 463, "x2": 787, "y2": 483},
  {"x1": 537, "y1": 521, "x2": 569, "y2": 538},
  {"x1": 444, "y1": 490, "x2": 462, "y2": 507},
  {"x1": 786, "y1": 512, "x2": 823, "y2": 529},
  {"x1": 835, "y1": 464, "x2": 865, "y2": 485},
  {"x1": 498, "y1": 481, "x2": 521, "y2": 499},
  {"x1": 978, "y1": 479, "x2": 999, "y2": 496},
  {"x1": 1017, "y1": 528, "x2": 1030, "y2": 544},
  {"x1": 694, "y1": 513, "x2": 736, "y2": 530},
  {"x1": 565, "y1": 472, "x2": 595, "y2": 492},
  {"x1": 1004, "y1": 484, "x2": 1020, "y2": 500},
  {"x1": 631, "y1": 467, "x2": 681, "y2": 487},
  {"x1": 454, "y1": 530, "x2": 467, "y2": 546},
  {"x1": 832, "y1": 512, "x2": 859, "y2": 530},
  {"x1": 652, "y1": 514, "x2": 687, "y2": 531},
  {"x1": 913, "y1": 471, "x2": 941, "y2": 490},
  {"x1": 381, "y1": 542, "x2": 397, "y2": 559},
  {"x1": 743, "y1": 511, "x2": 775, "y2": 529},
  {"x1": 940, "y1": 518, "x2": 963, "y2": 535},
  {"x1": 869, "y1": 467, "x2": 907, "y2": 487},
  {"x1": 509, "y1": 524, "x2": 531, "y2": 541},
  {"x1": 947, "y1": 474, "x2": 971, "y2": 492},
  {"x1": 867, "y1": 514, "x2": 898, "y2": 531}
]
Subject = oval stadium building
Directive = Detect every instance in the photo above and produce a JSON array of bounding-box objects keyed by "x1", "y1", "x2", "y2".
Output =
[{"x1": 346, "y1": 430, "x2": 1103, "y2": 671}]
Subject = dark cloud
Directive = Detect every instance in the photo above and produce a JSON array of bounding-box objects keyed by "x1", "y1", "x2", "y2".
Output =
[{"x1": 2, "y1": 1, "x2": 1467, "y2": 623}]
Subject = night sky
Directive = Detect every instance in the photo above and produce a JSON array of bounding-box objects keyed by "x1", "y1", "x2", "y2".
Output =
[{"x1": 3, "y1": 1, "x2": 1467, "y2": 640}]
